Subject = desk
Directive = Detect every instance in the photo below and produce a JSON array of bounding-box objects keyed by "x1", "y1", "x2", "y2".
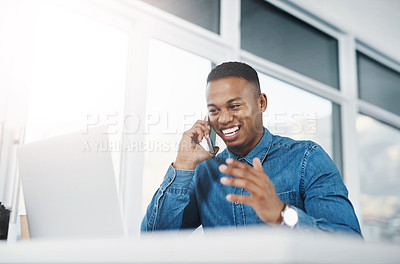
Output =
[{"x1": 1, "y1": 227, "x2": 399, "y2": 263}]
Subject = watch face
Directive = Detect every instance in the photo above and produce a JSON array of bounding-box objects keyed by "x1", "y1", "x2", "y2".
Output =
[{"x1": 284, "y1": 207, "x2": 298, "y2": 227}]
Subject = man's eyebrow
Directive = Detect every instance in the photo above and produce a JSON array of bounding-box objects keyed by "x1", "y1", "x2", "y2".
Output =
[
  {"x1": 226, "y1": 97, "x2": 242, "y2": 104},
  {"x1": 207, "y1": 97, "x2": 242, "y2": 107}
]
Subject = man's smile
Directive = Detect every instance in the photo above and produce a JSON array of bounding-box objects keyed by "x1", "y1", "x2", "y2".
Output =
[{"x1": 220, "y1": 125, "x2": 241, "y2": 140}]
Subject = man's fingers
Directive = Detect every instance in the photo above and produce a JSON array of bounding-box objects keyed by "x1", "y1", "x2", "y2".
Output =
[
  {"x1": 225, "y1": 158, "x2": 264, "y2": 178},
  {"x1": 196, "y1": 119, "x2": 210, "y2": 129},
  {"x1": 193, "y1": 127, "x2": 207, "y2": 143},
  {"x1": 220, "y1": 177, "x2": 264, "y2": 197},
  {"x1": 253, "y1": 158, "x2": 264, "y2": 172},
  {"x1": 225, "y1": 158, "x2": 269, "y2": 181},
  {"x1": 226, "y1": 194, "x2": 252, "y2": 205},
  {"x1": 251, "y1": 158, "x2": 273, "y2": 184},
  {"x1": 219, "y1": 164, "x2": 245, "y2": 177},
  {"x1": 219, "y1": 164, "x2": 265, "y2": 188},
  {"x1": 220, "y1": 159, "x2": 253, "y2": 178},
  {"x1": 225, "y1": 158, "x2": 248, "y2": 169},
  {"x1": 219, "y1": 162, "x2": 265, "y2": 188},
  {"x1": 189, "y1": 121, "x2": 210, "y2": 143}
]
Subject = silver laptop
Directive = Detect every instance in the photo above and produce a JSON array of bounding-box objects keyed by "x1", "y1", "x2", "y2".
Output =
[{"x1": 17, "y1": 126, "x2": 124, "y2": 239}]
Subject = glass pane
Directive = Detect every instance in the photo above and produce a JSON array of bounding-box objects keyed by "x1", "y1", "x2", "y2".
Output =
[
  {"x1": 357, "y1": 114, "x2": 400, "y2": 243},
  {"x1": 241, "y1": 0, "x2": 339, "y2": 89},
  {"x1": 24, "y1": 2, "x2": 128, "y2": 188},
  {"x1": 141, "y1": 0, "x2": 220, "y2": 34},
  {"x1": 259, "y1": 72, "x2": 334, "y2": 159},
  {"x1": 142, "y1": 39, "x2": 212, "y2": 213},
  {"x1": 357, "y1": 52, "x2": 400, "y2": 116}
]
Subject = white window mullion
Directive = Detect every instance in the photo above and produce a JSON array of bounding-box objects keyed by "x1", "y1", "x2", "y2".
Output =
[
  {"x1": 119, "y1": 22, "x2": 149, "y2": 237},
  {"x1": 220, "y1": 0, "x2": 241, "y2": 60},
  {"x1": 339, "y1": 34, "x2": 362, "y2": 222},
  {"x1": 0, "y1": 0, "x2": 39, "y2": 242},
  {"x1": 358, "y1": 101, "x2": 400, "y2": 128}
]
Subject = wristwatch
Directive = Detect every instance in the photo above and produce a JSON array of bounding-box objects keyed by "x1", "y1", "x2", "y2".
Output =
[{"x1": 281, "y1": 203, "x2": 298, "y2": 228}]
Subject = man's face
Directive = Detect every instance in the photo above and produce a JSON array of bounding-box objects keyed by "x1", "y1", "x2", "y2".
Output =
[{"x1": 206, "y1": 76, "x2": 267, "y2": 156}]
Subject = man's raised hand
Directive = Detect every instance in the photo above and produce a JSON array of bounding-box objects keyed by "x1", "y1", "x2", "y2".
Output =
[
  {"x1": 219, "y1": 158, "x2": 285, "y2": 224},
  {"x1": 173, "y1": 119, "x2": 219, "y2": 170}
]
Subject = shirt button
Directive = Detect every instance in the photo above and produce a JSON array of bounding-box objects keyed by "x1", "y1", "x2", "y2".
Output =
[
  {"x1": 235, "y1": 201, "x2": 240, "y2": 205},
  {"x1": 168, "y1": 178, "x2": 172, "y2": 182}
]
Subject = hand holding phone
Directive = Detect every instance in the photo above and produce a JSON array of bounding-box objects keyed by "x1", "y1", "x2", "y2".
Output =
[
  {"x1": 207, "y1": 119, "x2": 216, "y2": 155},
  {"x1": 174, "y1": 118, "x2": 217, "y2": 170}
]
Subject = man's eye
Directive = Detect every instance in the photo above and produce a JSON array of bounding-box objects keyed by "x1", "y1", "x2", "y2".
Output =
[
  {"x1": 209, "y1": 109, "x2": 218, "y2": 114},
  {"x1": 230, "y1": 104, "x2": 241, "y2": 109}
]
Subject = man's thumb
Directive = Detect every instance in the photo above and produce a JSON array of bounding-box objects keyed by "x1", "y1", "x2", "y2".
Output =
[
  {"x1": 213, "y1": 146, "x2": 220, "y2": 156},
  {"x1": 253, "y1": 157, "x2": 264, "y2": 171}
]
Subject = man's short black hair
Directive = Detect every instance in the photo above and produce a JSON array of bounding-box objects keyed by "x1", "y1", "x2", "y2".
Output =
[{"x1": 207, "y1": 61, "x2": 261, "y2": 97}]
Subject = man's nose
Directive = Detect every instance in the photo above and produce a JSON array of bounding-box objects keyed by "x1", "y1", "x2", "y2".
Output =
[{"x1": 218, "y1": 110, "x2": 233, "y2": 125}]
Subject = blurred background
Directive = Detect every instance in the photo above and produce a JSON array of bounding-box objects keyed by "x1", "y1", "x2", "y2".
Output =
[{"x1": 0, "y1": 0, "x2": 399, "y2": 243}]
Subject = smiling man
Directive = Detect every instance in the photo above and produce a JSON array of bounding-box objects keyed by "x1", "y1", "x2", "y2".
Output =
[{"x1": 141, "y1": 62, "x2": 362, "y2": 236}]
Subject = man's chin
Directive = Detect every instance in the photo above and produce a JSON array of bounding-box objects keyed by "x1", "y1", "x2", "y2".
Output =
[{"x1": 225, "y1": 142, "x2": 243, "y2": 154}]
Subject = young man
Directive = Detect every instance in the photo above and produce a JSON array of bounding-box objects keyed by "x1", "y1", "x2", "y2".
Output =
[{"x1": 141, "y1": 62, "x2": 362, "y2": 236}]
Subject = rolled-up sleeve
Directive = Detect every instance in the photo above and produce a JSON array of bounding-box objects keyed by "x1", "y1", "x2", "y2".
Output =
[{"x1": 141, "y1": 164, "x2": 201, "y2": 232}]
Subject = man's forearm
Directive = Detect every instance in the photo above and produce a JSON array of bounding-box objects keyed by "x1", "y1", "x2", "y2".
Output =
[
  {"x1": 292, "y1": 205, "x2": 362, "y2": 237},
  {"x1": 141, "y1": 165, "x2": 200, "y2": 232}
]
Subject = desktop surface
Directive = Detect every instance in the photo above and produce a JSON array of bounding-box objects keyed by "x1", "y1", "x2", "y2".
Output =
[{"x1": 1, "y1": 227, "x2": 399, "y2": 263}]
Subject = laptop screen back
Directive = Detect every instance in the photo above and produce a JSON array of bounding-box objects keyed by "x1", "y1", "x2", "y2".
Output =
[{"x1": 17, "y1": 126, "x2": 124, "y2": 239}]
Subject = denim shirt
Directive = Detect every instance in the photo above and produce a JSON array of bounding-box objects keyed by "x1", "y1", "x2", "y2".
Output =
[{"x1": 141, "y1": 128, "x2": 362, "y2": 236}]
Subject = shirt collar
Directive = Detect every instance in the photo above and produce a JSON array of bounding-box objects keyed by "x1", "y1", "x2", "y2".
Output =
[{"x1": 226, "y1": 127, "x2": 272, "y2": 166}]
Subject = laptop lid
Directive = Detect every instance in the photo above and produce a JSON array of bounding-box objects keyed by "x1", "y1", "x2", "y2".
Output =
[{"x1": 17, "y1": 126, "x2": 124, "y2": 239}]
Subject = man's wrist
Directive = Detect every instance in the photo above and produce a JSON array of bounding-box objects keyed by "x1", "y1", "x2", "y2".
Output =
[
  {"x1": 274, "y1": 202, "x2": 285, "y2": 223},
  {"x1": 173, "y1": 159, "x2": 197, "y2": 170}
]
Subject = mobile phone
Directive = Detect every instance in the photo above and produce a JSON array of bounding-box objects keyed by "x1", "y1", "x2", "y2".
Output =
[{"x1": 207, "y1": 120, "x2": 216, "y2": 154}]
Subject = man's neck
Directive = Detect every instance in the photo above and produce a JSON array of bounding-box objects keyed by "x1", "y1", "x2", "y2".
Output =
[{"x1": 228, "y1": 129, "x2": 264, "y2": 157}]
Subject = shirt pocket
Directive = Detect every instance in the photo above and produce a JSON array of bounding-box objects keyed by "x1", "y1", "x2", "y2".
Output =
[{"x1": 277, "y1": 190, "x2": 297, "y2": 207}]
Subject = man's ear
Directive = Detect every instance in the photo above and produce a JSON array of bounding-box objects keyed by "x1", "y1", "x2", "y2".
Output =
[{"x1": 259, "y1": 93, "x2": 267, "y2": 113}]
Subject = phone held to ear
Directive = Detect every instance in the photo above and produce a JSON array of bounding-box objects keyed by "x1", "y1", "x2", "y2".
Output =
[{"x1": 207, "y1": 121, "x2": 216, "y2": 155}]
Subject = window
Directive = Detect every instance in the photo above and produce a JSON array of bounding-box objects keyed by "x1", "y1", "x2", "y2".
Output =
[
  {"x1": 357, "y1": 114, "x2": 400, "y2": 242},
  {"x1": 141, "y1": 0, "x2": 220, "y2": 34},
  {"x1": 357, "y1": 51, "x2": 400, "y2": 116},
  {"x1": 142, "y1": 39, "x2": 212, "y2": 213},
  {"x1": 24, "y1": 2, "x2": 128, "y2": 187},
  {"x1": 241, "y1": 0, "x2": 339, "y2": 89},
  {"x1": 259, "y1": 73, "x2": 338, "y2": 166}
]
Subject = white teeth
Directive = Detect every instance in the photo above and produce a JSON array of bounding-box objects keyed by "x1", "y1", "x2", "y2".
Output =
[{"x1": 222, "y1": 126, "x2": 239, "y2": 136}]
